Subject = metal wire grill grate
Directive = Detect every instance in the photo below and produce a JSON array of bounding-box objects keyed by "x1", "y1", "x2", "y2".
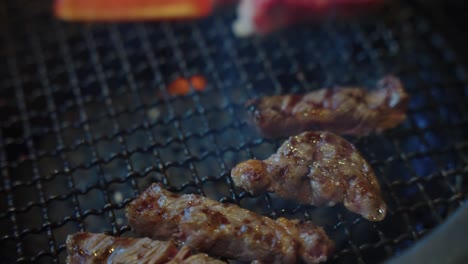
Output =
[{"x1": 1, "y1": 0, "x2": 468, "y2": 263}]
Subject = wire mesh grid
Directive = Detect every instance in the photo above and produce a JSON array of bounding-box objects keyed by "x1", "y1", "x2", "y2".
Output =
[{"x1": 0, "y1": 0, "x2": 468, "y2": 263}]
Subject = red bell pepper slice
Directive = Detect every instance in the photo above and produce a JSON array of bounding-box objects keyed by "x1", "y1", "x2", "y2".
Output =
[{"x1": 55, "y1": 0, "x2": 214, "y2": 21}]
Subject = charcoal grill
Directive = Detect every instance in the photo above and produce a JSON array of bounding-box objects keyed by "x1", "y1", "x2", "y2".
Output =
[{"x1": 1, "y1": 0, "x2": 467, "y2": 263}]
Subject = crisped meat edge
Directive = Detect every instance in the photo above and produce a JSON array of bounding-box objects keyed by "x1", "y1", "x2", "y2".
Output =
[{"x1": 66, "y1": 232, "x2": 225, "y2": 264}]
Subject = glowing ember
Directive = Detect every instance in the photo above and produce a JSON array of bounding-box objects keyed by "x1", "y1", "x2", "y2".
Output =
[{"x1": 166, "y1": 75, "x2": 207, "y2": 96}]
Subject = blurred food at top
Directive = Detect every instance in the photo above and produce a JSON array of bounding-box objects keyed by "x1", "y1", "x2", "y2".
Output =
[
  {"x1": 233, "y1": 0, "x2": 385, "y2": 36},
  {"x1": 55, "y1": 0, "x2": 385, "y2": 36},
  {"x1": 55, "y1": 0, "x2": 214, "y2": 21}
]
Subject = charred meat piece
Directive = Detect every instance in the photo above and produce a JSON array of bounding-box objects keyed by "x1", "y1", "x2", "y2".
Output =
[
  {"x1": 233, "y1": 0, "x2": 384, "y2": 36},
  {"x1": 66, "y1": 232, "x2": 224, "y2": 264},
  {"x1": 126, "y1": 183, "x2": 334, "y2": 264},
  {"x1": 246, "y1": 75, "x2": 408, "y2": 138},
  {"x1": 231, "y1": 131, "x2": 387, "y2": 221}
]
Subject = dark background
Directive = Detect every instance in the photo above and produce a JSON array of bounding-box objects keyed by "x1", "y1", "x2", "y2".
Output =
[{"x1": 414, "y1": 1, "x2": 468, "y2": 66}]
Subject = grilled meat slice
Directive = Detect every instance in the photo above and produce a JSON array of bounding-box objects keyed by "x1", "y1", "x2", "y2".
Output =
[
  {"x1": 66, "y1": 232, "x2": 224, "y2": 264},
  {"x1": 231, "y1": 131, "x2": 387, "y2": 221},
  {"x1": 246, "y1": 75, "x2": 408, "y2": 138},
  {"x1": 126, "y1": 184, "x2": 334, "y2": 264}
]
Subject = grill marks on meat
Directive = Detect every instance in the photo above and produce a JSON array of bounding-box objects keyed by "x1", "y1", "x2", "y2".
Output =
[
  {"x1": 66, "y1": 232, "x2": 224, "y2": 264},
  {"x1": 231, "y1": 131, "x2": 387, "y2": 221},
  {"x1": 246, "y1": 75, "x2": 409, "y2": 138},
  {"x1": 126, "y1": 183, "x2": 334, "y2": 264}
]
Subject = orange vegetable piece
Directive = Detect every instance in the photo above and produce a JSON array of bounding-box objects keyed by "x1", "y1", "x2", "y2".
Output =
[
  {"x1": 167, "y1": 75, "x2": 207, "y2": 96},
  {"x1": 55, "y1": 0, "x2": 213, "y2": 21}
]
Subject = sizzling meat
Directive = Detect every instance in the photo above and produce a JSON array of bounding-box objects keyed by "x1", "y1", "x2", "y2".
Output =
[
  {"x1": 66, "y1": 232, "x2": 224, "y2": 264},
  {"x1": 231, "y1": 131, "x2": 387, "y2": 221},
  {"x1": 126, "y1": 183, "x2": 334, "y2": 264},
  {"x1": 246, "y1": 75, "x2": 408, "y2": 138}
]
